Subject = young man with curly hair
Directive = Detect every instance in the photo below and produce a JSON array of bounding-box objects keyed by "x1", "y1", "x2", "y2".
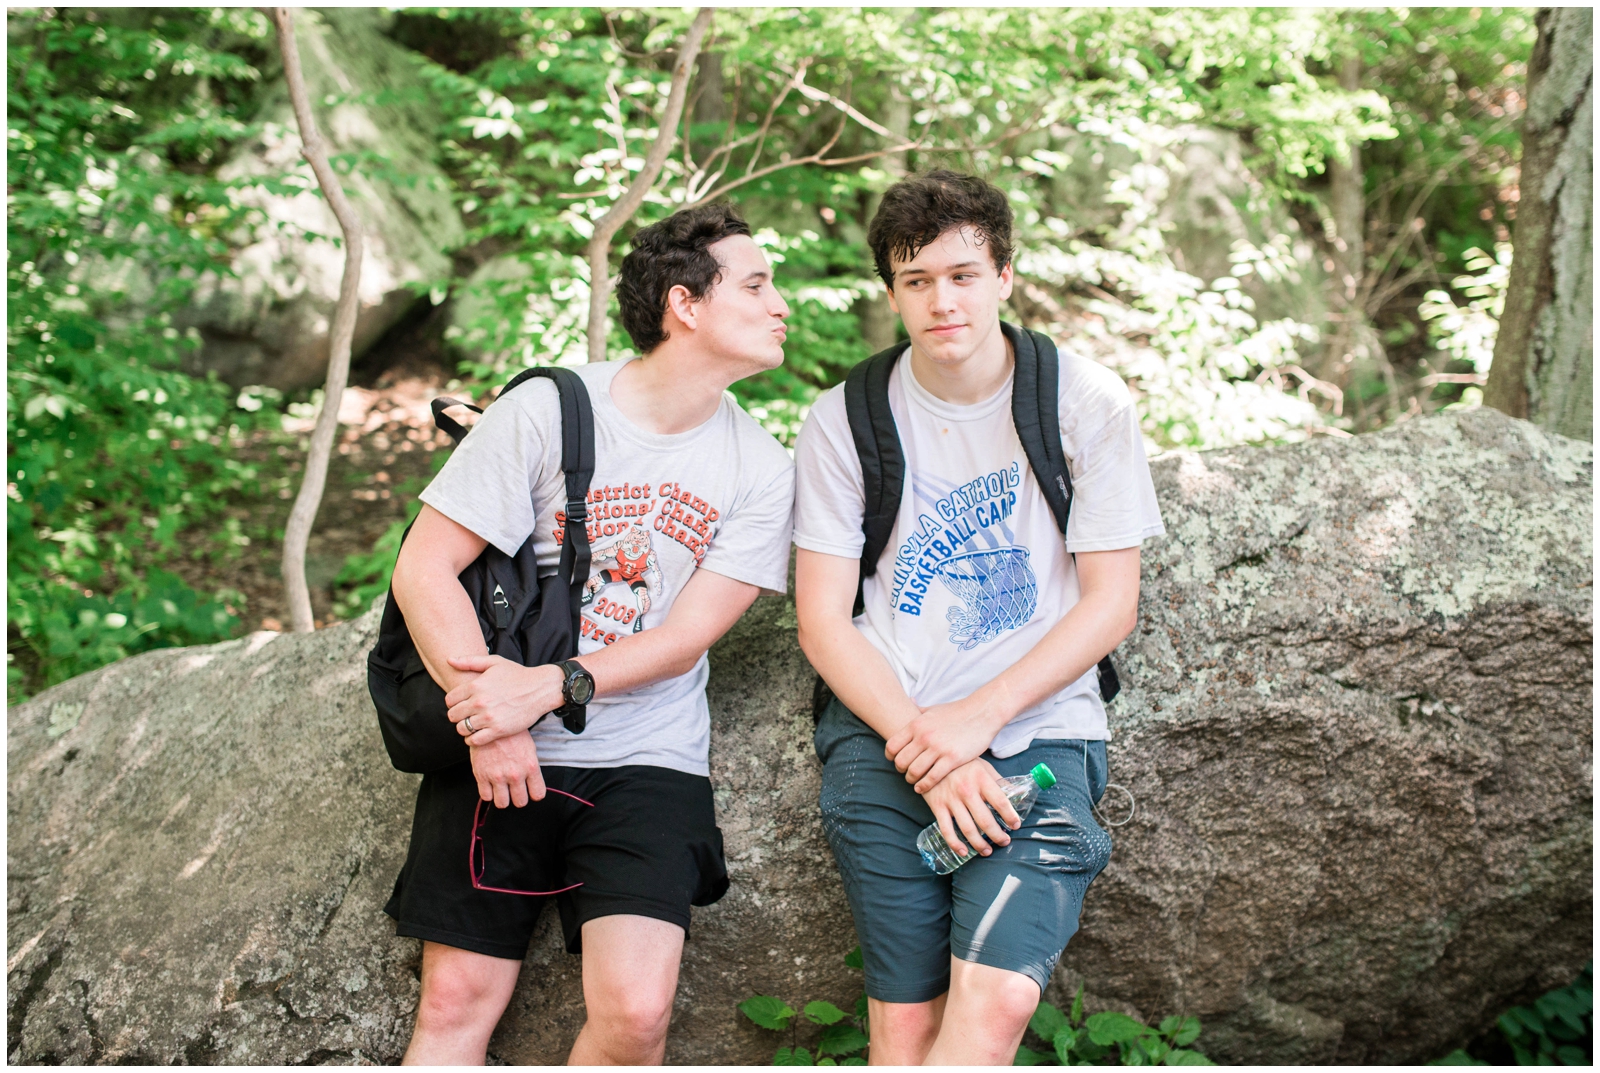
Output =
[
  {"x1": 386, "y1": 203, "x2": 794, "y2": 1065},
  {"x1": 793, "y1": 172, "x2": 1165, "y2": 1064}
]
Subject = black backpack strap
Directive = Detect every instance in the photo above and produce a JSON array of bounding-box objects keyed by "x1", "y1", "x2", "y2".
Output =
[
  {"x1": 1002, "y1": 322, "x2": 1121, "y2": 703},
  {"x1": 1004, "y1": 322, "x2": 1072, "y2": 531},
  {"x1": 431, "y1": 398, "x2": 483, "y2": 444},
  {"x1": 843, "y1": 342, "x2": 911, "y2": 616},
  {"x1": 509, "y1": 367, "x2": 595, "y2": 652}
]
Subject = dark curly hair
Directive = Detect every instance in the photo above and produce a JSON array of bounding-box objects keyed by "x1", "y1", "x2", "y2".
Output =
[
  {"x1": 866, "y1": 170, "x2": 1014, "y2": 286},
  {"x1": 616, "y1": 203, "x2": 752, "y2": 353}
]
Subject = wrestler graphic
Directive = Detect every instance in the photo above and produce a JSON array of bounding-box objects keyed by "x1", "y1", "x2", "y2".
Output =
[{"x1": 581, "y1": 523, "x2": 662, "y2": 633}]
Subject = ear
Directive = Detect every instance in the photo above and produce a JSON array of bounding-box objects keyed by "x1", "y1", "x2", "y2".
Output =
[
  {"x1": 997, "y1": 261, "x2": 1014, "y2": 302},
  {"x1": 664, "y1": 283, "x2": 699, "y2": 334},
  {"x1": 883, "y1": 280, "x2": 901, "y2": 316}
]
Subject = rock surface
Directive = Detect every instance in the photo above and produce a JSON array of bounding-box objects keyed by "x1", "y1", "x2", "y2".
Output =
[
  {"x1": 8, "y1": 409, "x2": 1592, "y2": 1065},
  {"x1": 181, "y1": 8, "x2": 464, "y2": 392}
]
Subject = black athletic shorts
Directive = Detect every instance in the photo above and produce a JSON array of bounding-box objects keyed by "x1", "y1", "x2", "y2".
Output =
[{"x1": 384, "y1": 762, "x2": 729, "y2": 960}]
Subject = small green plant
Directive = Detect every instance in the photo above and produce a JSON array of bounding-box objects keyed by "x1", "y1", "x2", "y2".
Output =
[
  {"x1": 1015, "y1": 986, "x2": 1214, "y2": 1066},
  {"x1": 737, "y1": 947, "x2": 870, "y2": 1065},
  {"x1": 1427, "y1": 962, "x2": 1592, "y2": 1066}
]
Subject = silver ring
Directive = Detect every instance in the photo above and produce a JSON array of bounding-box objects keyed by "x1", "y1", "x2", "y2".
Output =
[{"x1": 463, "y1": 717, "x2": 474, "y2": 734}]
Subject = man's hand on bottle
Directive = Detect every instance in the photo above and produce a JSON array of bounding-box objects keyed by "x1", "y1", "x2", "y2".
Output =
[
  {"x1": 445, "y1": 655, "x2": 564, "y2": 746},
  {"x1": 468, "y1": 731, "x2": 546, "y2": 808},
  {"x1": 921, "y1": 758, "x2": 1022, "y2": 860}
]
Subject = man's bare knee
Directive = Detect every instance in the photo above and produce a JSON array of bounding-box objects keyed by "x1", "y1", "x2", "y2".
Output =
[
  {"x1": 594, "y1": 991, "x2": 673, "y2": 1051},
  {"x1": 415, "y1": 947, "x2": 517, "y2": 1031}
]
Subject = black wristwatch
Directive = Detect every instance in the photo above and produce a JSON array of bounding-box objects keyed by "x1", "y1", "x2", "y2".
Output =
[{"x1": 554, "y1": 659, "x2": 594, "y2": 734}]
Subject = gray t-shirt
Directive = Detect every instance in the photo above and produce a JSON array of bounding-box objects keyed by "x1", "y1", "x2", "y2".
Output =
[
  {"x1": 792, "y1": 343, "x2": 1164, "y2": 752},
  {"x1": 420, "y1": 358, "x2": 794, "y2": 776}
]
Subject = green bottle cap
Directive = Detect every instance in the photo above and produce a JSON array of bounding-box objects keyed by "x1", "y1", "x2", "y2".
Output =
[{"x1": 1030, "y1": 763, "x2": 1056, "y2": 790}]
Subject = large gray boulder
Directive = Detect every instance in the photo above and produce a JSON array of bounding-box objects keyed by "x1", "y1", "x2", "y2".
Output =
[
  {"x1": 180, "y1": 8, "x2": 464, "y2": 392},
  {"x1": 8, "y1": 409, "x2": 1591, "y2": 1064}
]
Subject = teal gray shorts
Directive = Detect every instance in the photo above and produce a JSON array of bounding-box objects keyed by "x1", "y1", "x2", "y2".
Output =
[{"x1": 815, "y1": 698, "x2": 1111, "y2": 1003}]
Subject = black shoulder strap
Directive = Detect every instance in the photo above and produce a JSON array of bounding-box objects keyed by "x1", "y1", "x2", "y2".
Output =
[
  {"x1": 1004, "y1": 322, "x2": 1072, "y2": 533},
  {"x1": 431, "y1": 367, "x2": 595, "y2": 640},
  {"x1": 508, "y1": 367, "x2": 594, "y2": 644},
  {"x1": 1003, "y1": 324, "x2": 1121, "y2": 702},
  {"x1": 843, "y1": 341, "x2": 910, "y2": 616}
]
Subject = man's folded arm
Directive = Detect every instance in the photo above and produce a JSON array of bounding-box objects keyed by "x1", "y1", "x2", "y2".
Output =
[
  {"x1": 391, "y1": 504, "x2": 492, "y2": 692},
  {"x1": 794, "y1": 548, "x2": 922, "y2": 740},
  {"x1": 885, "y1": 545, "x2": 1142, "y2": 793}
]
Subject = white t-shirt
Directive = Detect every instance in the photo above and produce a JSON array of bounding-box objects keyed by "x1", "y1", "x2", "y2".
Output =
[
  {"x1": 792, "y1": 343, "x2": 1164, "y2": 753},
  {"x1": 420, "y1": 358, "x2": 795, "y2": 776}
]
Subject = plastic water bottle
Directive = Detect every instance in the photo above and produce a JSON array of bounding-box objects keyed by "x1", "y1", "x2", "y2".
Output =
[{"x1": 916, "y1": 763, "x2": 1057, "y2": 874}]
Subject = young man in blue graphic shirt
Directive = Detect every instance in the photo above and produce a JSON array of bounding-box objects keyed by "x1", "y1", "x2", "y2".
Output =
[{"x1": 792, "y1": 172, "x2": 1165, "y2": 1064}]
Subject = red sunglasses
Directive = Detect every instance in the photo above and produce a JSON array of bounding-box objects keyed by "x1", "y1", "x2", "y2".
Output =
[{"x1": 469, "y1": 788, "x2": 594, "y2": 896}]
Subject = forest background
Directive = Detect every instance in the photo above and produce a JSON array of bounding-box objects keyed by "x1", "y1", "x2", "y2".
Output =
[{"x1": 6, "y1": 6, "x2": 1543, "y2": 701}]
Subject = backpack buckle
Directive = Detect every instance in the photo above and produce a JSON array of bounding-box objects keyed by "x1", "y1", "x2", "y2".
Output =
[
  {"x1": 565, "y1": 497, "x2": 588, "y2": 523},
  {"x1": 491, "y1": 583, "x2": 512, "y2": 630}
]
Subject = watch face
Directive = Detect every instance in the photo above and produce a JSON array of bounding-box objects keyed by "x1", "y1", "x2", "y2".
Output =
[{"x1": 569, "y1": 671, "x2": 594, "y2": 705}]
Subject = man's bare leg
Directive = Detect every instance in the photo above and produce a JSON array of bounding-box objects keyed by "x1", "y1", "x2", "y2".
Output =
[
  {"x1": 402, "y1": 941, "x2": 522, "y2": 1065},
  {"x1": 923, "y1": 957, "x2": 1039, "y2": 1065},
  {"x1": 865, "y1": 993, "x2": 947, "y2": 1065},
  {"x1": 567, "y1": 915, "x2": 685, "y2": 1065}
]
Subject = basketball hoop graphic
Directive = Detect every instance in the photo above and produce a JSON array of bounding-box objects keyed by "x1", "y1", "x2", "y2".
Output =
[{"x1": 935, "y1": 547, "x2": 1038, "y2": 650}]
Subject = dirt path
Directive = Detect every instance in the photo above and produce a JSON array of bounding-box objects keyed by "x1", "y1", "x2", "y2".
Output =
[{"x1": 170, "y1": 371, "x2": 478, "y2": 631}]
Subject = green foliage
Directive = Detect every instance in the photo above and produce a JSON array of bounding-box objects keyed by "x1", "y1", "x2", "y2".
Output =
[
  {"x1": 739, "y1": 947, "x2": 870, "y2": 1065},
  {"x1": 7, "y1": 8, "x2": 290, "y2": 700},
  {"x1": 6, "y1": 6, "x2": 1541, "y2": 693},
  {"x1": 1016, "y1": 986, "x2": 1213, "y2": 1066},
  {"x1": 1494, "y1": 964, "x2": 1592, "y2": 1066},
  {"x1": 399, "y1": 7, "x2": 1448, "y2": 449}
]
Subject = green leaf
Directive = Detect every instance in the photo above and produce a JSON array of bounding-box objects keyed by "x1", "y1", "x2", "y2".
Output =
[
  {"x1": 817, "y1": 1059, "x2": 837, "y2": 1067},
  {"x1": 1159, "y1": 1016, "x2": 1183, "y2": 1037},
  {"x1": 819, "y1": 1023, "x2": 870, "y2": 1056},
  {"x1": 842, "y1": 1059, "x2": 867, "y2": 1067},
  {"x1": 1164, "y1": 1048, "x2": 1217, "y2": 1065},
  {"x1": 741, "y1": 995, "x2": 797, "y2": 1031},
  {"x1": 805, "y1": 1001, "x2": 848, "y2": 1026},
  {"x1": 855, "y1": 994, "x2": 869, "y2": 1021},
  {"x1": 1014, "y1": 1044, "x2": 1055, "y2": 1065},
  {"x1": 1499, "y1": 1013, "x2": 1526, "y2": 1039},
  {"x1": 1556, "y1": 1046, "x2": 1587, "y2": 1065},
  {"x1": 1031, "y1": 1002, "x2": 1070, "y2": 1044},
  {"x1": 843, "y1": 946, "x2": 864, "y2": 970},
  {"x1": 1070, "y1": 985, "x2": 1085, "y2": 1027},
  {"x1": 773, "y1": 1046, "x2": 813, "y2": 1066},
  {"x1": 1086, "y1": 1011, "x2": 1153, "y2": 1046},
  {"x1": 1427, "y1": 1049, "x2": 1487, "y2": 1065},
  {"x1": 1172, "y1": 1017, "x2": 1202, "y2": 1046},
  {"x1": 1512, "y1": 1007, "x2": 1546, "y2": 1034},
  {"x1": 1053, "y1": 1027, "x2": 1076, "y2": 1065}
]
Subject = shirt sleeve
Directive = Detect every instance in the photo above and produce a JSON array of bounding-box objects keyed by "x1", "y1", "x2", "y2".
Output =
[
  {"x1": 792, "y1": 387, "x2": 868, "y2": 559},
  {"x1": 697, "y1": 437, "x2": 796, "y2": 595},
  {"x1": 1064, "y1": 400, "x2": 1167, "y2": 553},
  {"x1": 418, "y1": 382, "x2": 558, "y2": 557}
]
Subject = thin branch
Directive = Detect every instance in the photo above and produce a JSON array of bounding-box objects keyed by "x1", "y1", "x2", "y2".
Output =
[
  {"x1": 266, "y1": 6, "x2": 364, "y2": 633},
  {"x1": 745, "y1": 63, "x2": 809, "y2": 180},
  {"x1": 585, "y1": 7, "x2": 715, "y2": 363}
]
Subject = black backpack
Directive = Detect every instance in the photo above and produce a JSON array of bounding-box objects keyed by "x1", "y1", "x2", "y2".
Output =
[
  {"x1": 812, "y1": 320, "x2": 1121, "y2": 720},
  {"x1": 367, "y1": 366, "x2": 595, "y2": 774}
]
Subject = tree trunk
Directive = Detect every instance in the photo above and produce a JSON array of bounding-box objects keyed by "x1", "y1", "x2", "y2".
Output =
[
  {"x1": 1328, "y1": 54, "x2": 1365, "y2": 305},
  {"x1": 1319, "y1": 53, "x2": 1372, "y2": 392},
  {"x1": 1484, "y1": 7, "x2": 1593, "y2": 440},
  {"x1": 585, "y1": 8, "x2": 715, "y2": 363},
  {"x1": 269, "y1": 7, "x2": 365, "y2": 633},
  {"x1": 857, "y1": 85, "x2": 913, "y2": 353}
]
